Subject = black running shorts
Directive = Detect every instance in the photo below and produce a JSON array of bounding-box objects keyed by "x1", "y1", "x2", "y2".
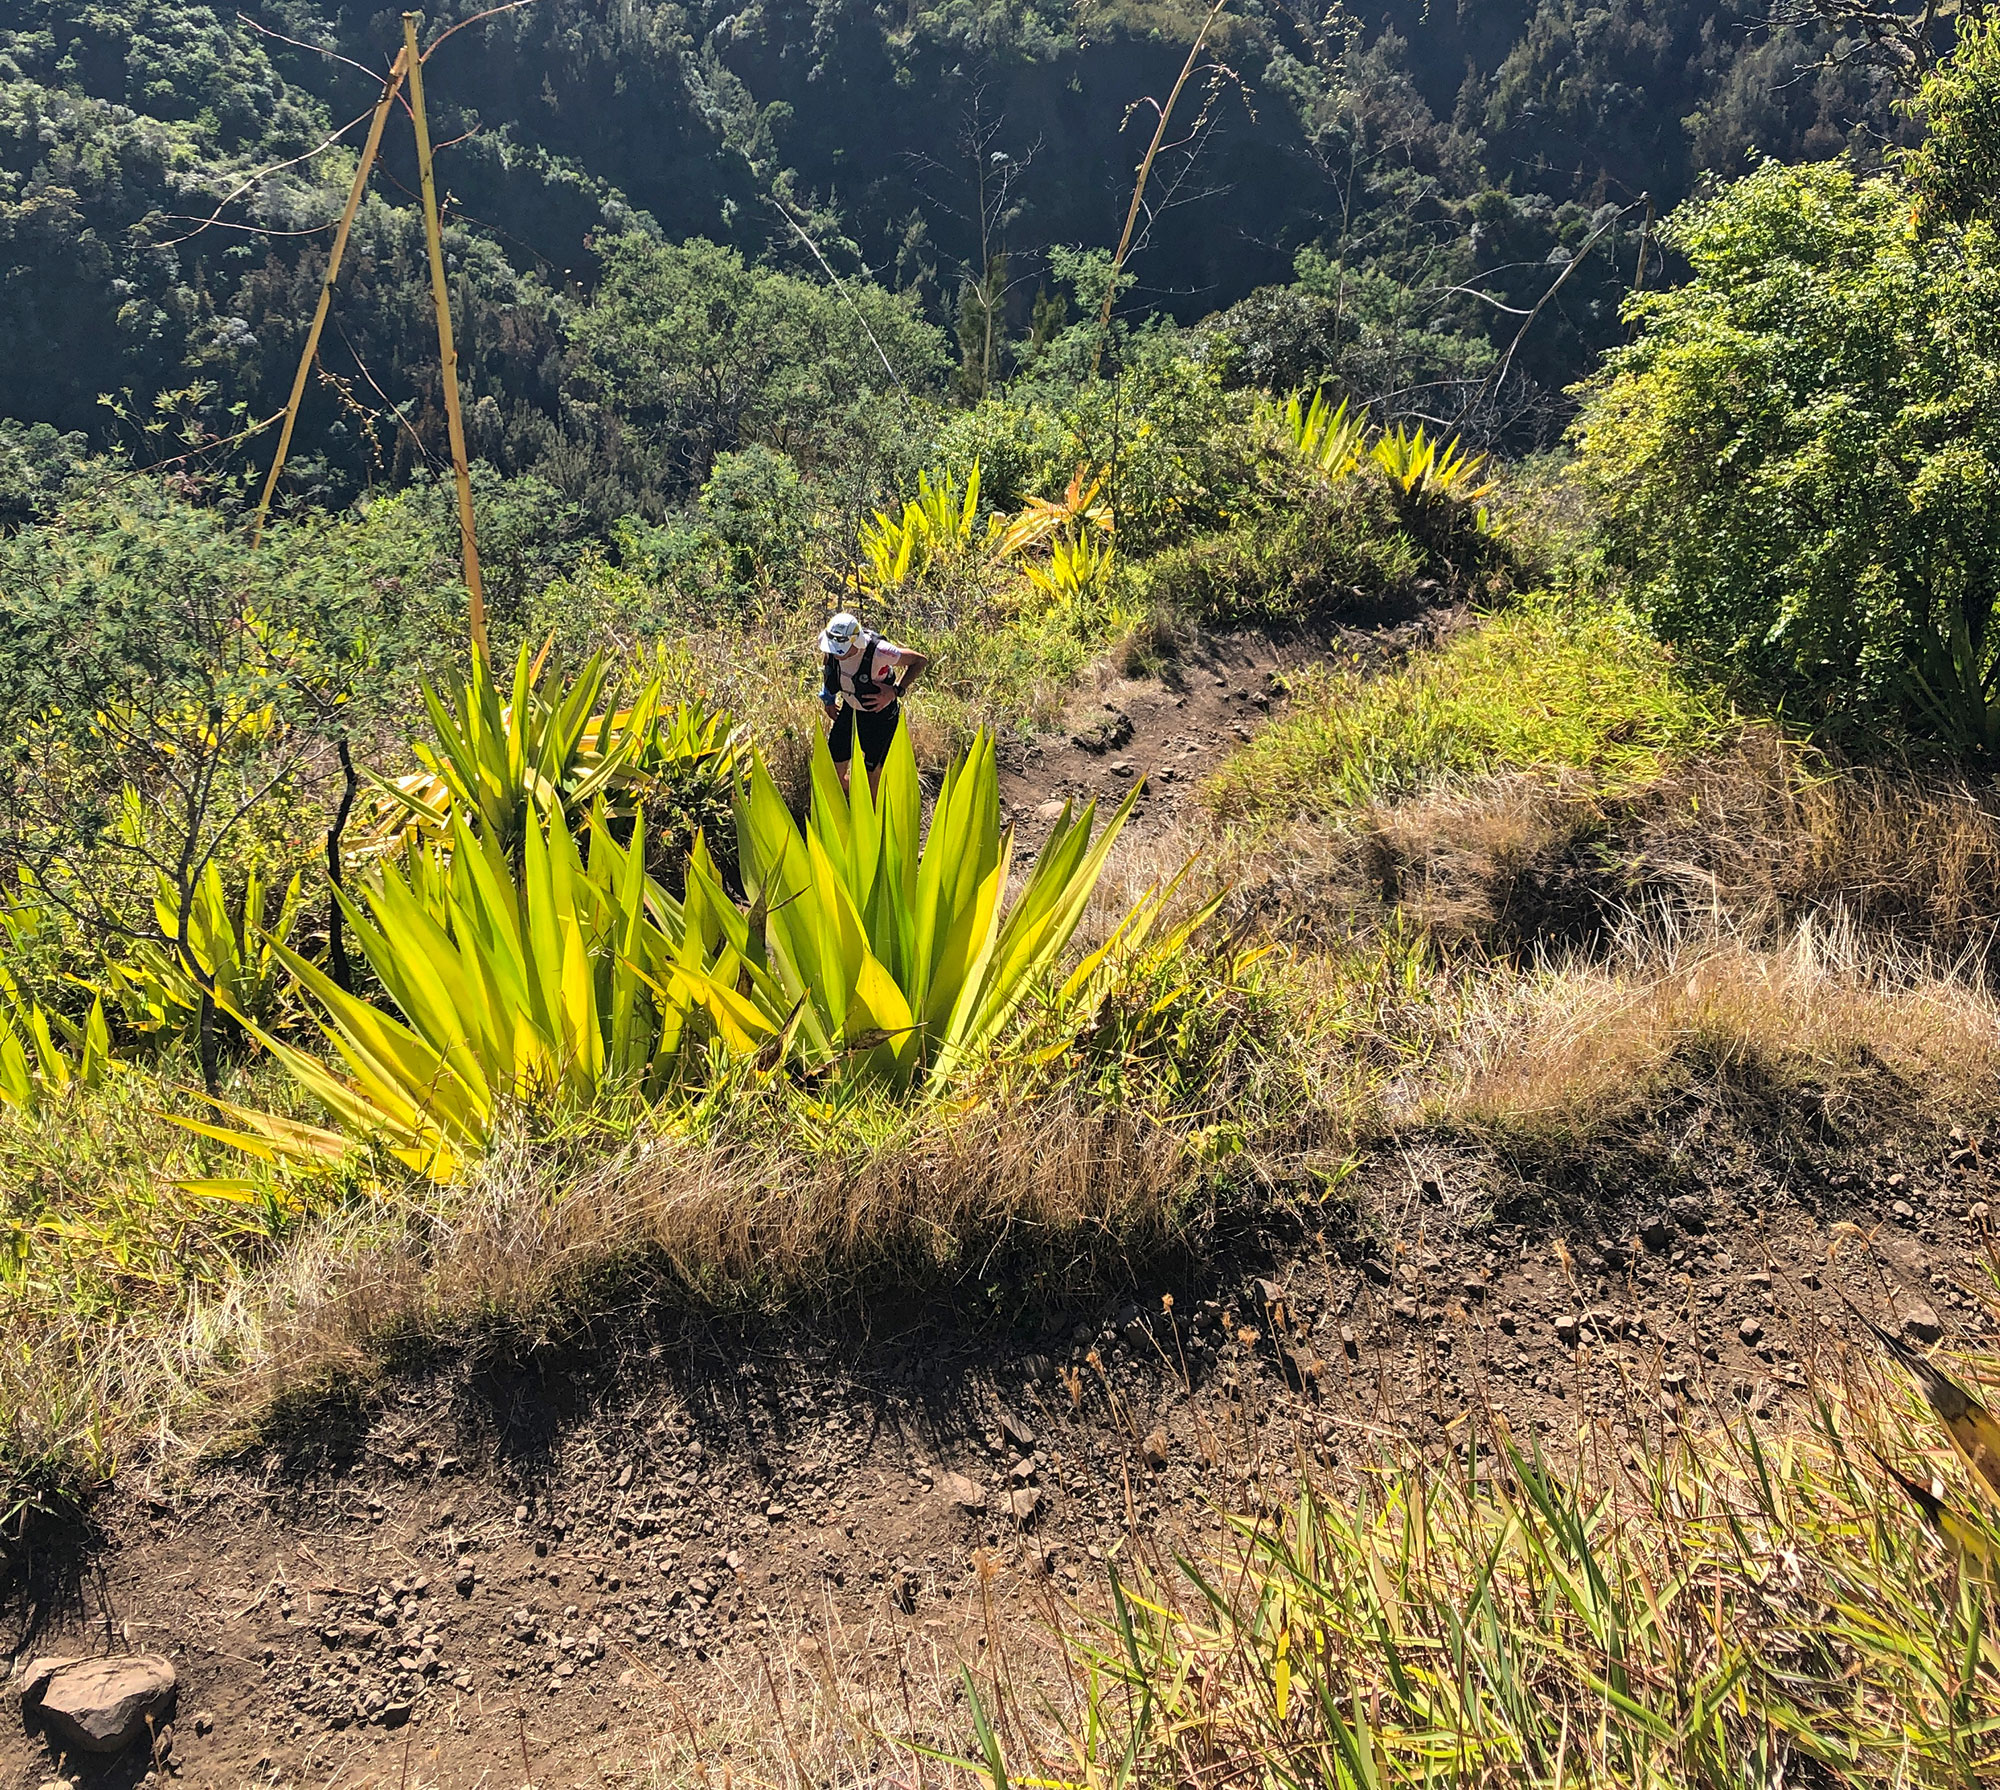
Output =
[{"x1": 828, "y1": 701, "x2": 902, "y2": 768}]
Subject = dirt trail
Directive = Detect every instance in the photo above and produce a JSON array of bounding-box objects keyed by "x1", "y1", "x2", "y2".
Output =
[
  {"x1": 994, "y1": 609, "x2": 1450, "y2": 853},
  {"x1": 6, "y1": 622, "x2": 1997, "y2": 1789}
]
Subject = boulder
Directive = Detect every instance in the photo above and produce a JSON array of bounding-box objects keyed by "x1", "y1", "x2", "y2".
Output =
[{"x1": 32, "y1": 1654, "x2": 176, "y2": 1754}]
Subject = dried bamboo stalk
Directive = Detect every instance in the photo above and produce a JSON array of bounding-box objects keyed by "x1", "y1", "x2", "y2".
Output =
[
  {"x1": 404, "y1": 10, "x2": 488, "y2": 664},
  {"x1": 251, "y1": 45, "x2": 411, "y2": 546}
]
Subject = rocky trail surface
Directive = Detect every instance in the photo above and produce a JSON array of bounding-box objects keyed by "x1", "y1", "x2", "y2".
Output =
[{"x1": 7, "y1": 619, "x2": 1997, "y2": 1789}]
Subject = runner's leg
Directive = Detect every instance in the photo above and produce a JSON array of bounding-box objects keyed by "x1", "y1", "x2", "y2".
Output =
[{"x1": 828, "y1": 704, "x2": 855, "y2": 793}]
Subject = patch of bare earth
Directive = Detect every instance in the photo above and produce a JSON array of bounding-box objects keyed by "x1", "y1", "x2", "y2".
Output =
[{"x1": 8, "y1": 622, "x2": 1999, "y2": 1787}]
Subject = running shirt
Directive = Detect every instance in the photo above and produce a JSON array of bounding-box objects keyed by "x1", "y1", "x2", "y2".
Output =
[{"x1": 826, "y1": 635, "x2": 915, "y2": 705}]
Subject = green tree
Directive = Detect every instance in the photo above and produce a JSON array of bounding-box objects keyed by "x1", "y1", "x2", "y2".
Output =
[
  {"x1": 570, "y1": 236, "x2": 949, "y2": 490},
  {"x1": 1907, "y1": 13, "x2": 2000, "y2": 225},
  {"x1": 1570, "y1": 156, "x2": 2000, "y2": 754}
]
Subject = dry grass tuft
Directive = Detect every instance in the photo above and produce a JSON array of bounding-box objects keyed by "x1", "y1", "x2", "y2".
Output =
[
  {"x1": 1641, "y1": 726, "x2": 2000, "y2": 954},
  {"x1": 240, "y1": 1103, "x2": 1202, "y2": 1409},
  {"x1": 1435, "y1": 912, "x2": 2000, "y2": 1144}
]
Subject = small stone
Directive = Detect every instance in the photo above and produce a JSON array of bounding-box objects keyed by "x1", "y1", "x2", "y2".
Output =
[
  {"x1": 1391, "y1": 1296, "x2": 1418, "y2": 1322},
  {"x1": 1902, "y1": 1302, "x2": 1944, "y2": 1344},
  {"x1": 1892, "y1": 1200, "x2": 1915, "y2": 1221},
  {"x1": 33, "y1": 1655, "x2": 177, "y2": 1754},
  {"x1": 1007, "y1": 1488, "x2": 1043, "y2": 1524},
  {"x1": 1109, "y1": 760, "x2": 1135, "y2": 777},
  {"x1": 1738, "y1": 1317, "x2": 1764, "y2": 1346},
  {"x1": 765, "y1": 1503, "x2": 788, "y2": 1522},
  {"x1": 1033, "y1": 798, "x2": 1067, "y2": 823},
  {"x1": 1008, "y1": 1457, "x2": 1037, "y2": 1483},
  {"x1": 1554, "y1": 1315, "x2": 1580, "y2": 1345},
  {"x1": 192, "y1": 1711, "x2": 214, "y2": 1738},
  {"x1": 1667, "y1": 1195, "x2": 1708, "y2": 1232},
  {"x1": 1497, "y1": 1311, "x2": 1518, "y2": 1336},
  {"x1": 1339, "y1": 1325, "x2": 1358, "y2": 1355},
  {"x1": 939, "y1": 1472, "x2": 986, "y2": 1511},
  {"x1": 999, "y1": 1410, "x2": 1037, "y2": 1452},
  {"x1": 1461, "y1": 1278, "x2": 1487, "y2": 1302},
  {"x1": 1140, "y1": 1428, "x2": 1170, "y2": 1470},
  {"x1": 1640, "y1": 1218, "x2": 1673, "y2": 1252}
]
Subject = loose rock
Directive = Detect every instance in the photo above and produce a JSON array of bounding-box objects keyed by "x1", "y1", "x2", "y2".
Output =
[
  {"x1": 939, "y1": 1472, "x2": 986, "y2": 1512},
  {"x1": 1141, "y1": 1428, "x2": 1170, "y2": 1470},
  {"x1": 1902, "y1": 1302, "x2": 1944, "y2": 1345},
  {"x1": 32, "y1": 1654, "x2": 177, "y2": 1754},
  {"x1": 17, "y1": 1658, "x2": 80, "y2": 1703}
]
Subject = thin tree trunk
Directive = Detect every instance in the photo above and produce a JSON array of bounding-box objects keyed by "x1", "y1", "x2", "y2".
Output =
[
  {"x1": 326, "y1": 737, "x2": 359, "y2": 993},
  {"x1": 1091, "y1": 0, "x2": 1228, "y2": 377},
  {"x1": 198, "y1": 988, "x2": 220, "y2": 1098}
]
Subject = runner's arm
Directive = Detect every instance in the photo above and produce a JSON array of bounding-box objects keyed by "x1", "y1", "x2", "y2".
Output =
[{"x1": 889, "y1": 647, "x2": 930, "y2": 697}]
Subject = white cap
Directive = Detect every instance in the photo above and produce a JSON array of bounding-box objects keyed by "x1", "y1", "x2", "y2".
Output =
[{"x1": 817, "y1": 611, "x2": 863, "y2": 655}]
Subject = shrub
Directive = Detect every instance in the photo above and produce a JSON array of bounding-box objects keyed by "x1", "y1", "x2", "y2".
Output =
[
  {"x1": 205, "y1": 724, "x2": 1186, "y2": 1183},
  {"x1": 1570, "y1": 156, "x2": 2000, "y2": 756}
]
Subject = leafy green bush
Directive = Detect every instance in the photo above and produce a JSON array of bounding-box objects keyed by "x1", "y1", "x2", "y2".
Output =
[
  {"x1": 1136, "y1": 472, "x2": 1423, "y2": 627},
  {"x1": 571, "y1": 236, "x2": 951, "y2": 491},
  {"x1": 1571, "y1": 154, "x2": 2000, "y2": 755}
]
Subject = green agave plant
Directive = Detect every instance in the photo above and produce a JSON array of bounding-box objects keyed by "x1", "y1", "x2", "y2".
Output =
[
  {"x1": 183, "y1": 800, "x2": 776, "y2": 1183},
  {"x1": 852, "y1": 462, "x2": 990, "y2": 595},
  {"x1": 103, "y1": 862, "x2": 304, "y2": 1042},
  {"x1": 190, "y1": 724, "x2": 1182, "y2": 1183},
  {"x1": 1282, "y1": 389, "x2": 1370, "y2": 481},
  {"x1": 359, "y1": 639, "x2": 737, "y2": 861},
  {"x1": 721, "y1": 722, "x2": 1156, "y2": 1089},
  {"x1": 0, "y1": 967, "x2": 113, "y2": 1115},
  {"x1": 1370, "y1": 422, "x2": 1495, "y2": 504}
]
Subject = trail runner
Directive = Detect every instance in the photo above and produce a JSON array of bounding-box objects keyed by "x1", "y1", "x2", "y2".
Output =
[{"x1": 817, "y1": 611, "x2": 928, "y2": 797}]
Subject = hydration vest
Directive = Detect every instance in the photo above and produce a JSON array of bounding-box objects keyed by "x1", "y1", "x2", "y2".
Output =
[{"x1": 822, "y1": 633, "x2": 889, "y2": 707}]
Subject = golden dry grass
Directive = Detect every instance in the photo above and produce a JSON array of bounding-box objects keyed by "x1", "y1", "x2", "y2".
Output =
[
  {"x1": 1434, "y1": 912, "x2": 2000, "y2": 1144},
  {"x1": 196, "y1": 1101, "x2": 1201, "y2": 1424}
]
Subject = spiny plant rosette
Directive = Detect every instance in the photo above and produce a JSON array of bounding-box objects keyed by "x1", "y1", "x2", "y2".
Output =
[
  {"x1": 189, "y1": 716, "x2": 1185, "y2": 1184},
  {"x1": 357, "y1": 638, "x2": 738, "y2": 862}
]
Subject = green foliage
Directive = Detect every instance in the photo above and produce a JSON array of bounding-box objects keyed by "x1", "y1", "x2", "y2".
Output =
[
  {"x1": 1571, "y1": 158, "x2": 2000, "y2": 754},
  {"x1": 1016, "y1": 1388, "x2": 2000, "y2": 1784},
  {"x1": 571, "y1": 236, "x2": 950, "y2": 487},
  {"x1": 1207, "y1": 598, "x2": 1723, "y2": 821},
  {"x1": 1280, "y1": 390, "x2": 1368, "y2": 480},
  {"x1": 1908, "y1": 14, "x2": 2000, "y2": 225},
  {"x1": 0, "y1": 970, "x2": 111, "y2": 1114},
  {"x1": 1369, "y1": 421, "x2": 1494, "y2": 506},
  {"x1": 697, "y1": 446, "x2": 809, "y2": 584},
  {"x1": 852, "y1": 463, "x2": 990, "y2": 596},
  {"x1": 209, "y1": 724, "x2": 1179, "y2": 1181},
  {"x1": 101, "y1": 863, "x2": 303, "y2": 1046},
  {"x1": 730, "y1": 725, "x2": 1160, "y2": 1089},
  {"x1": 1135, "y1": 467, "x2": 1440, "y2": 628},
  {"x1": 189, "y1": 804, "x2": 750, "y2": 1184},
  {"x1": 359, "y1": 642, "x2": 737, "y2": 867}
]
